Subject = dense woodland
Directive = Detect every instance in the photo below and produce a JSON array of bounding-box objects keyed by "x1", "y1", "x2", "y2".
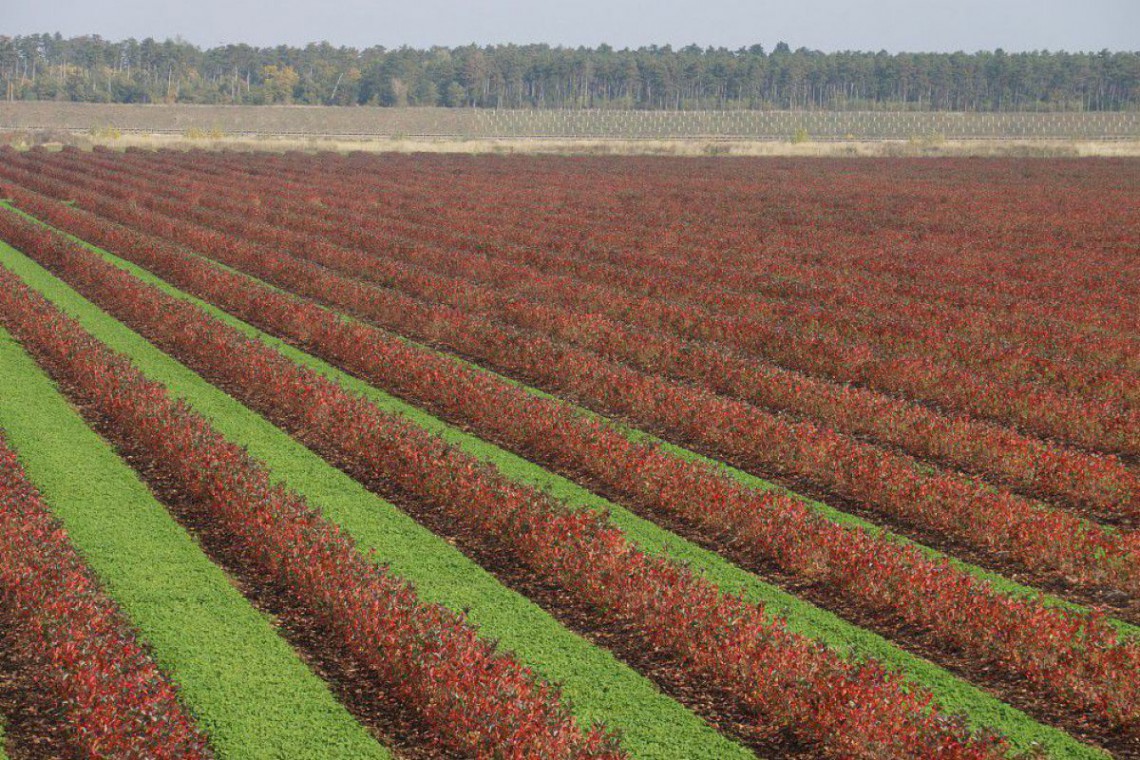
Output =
[{"x1": 2, "y1": 34, "x2": 1138, "y2": 111}]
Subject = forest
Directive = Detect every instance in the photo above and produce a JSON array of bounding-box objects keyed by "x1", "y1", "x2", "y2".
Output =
[{"x1": 2, "y1": 33, "x2": 1138, "y2": 111}]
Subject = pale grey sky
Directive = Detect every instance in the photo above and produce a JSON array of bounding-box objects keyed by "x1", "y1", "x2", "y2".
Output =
[{"x1": 3, "y1": 0, "x2": 1137, "y2": 52}]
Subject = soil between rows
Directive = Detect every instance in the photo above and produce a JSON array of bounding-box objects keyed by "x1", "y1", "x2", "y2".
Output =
[{"x1": 0, "y1": 607, "x2": 76, "y2": 760}]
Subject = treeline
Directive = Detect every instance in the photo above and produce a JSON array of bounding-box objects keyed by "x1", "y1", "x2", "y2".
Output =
[{"x1": 2, "y1": 33, "x2": 1138, "y2": 111}]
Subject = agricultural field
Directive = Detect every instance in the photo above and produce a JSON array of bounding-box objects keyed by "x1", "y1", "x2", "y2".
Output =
[
  {"x1": 3, "y1": 102, "x2": 1140, "y2": 144},
  {"x1": 0, "y1": 146, "x2": 1137, "y2": 759}
]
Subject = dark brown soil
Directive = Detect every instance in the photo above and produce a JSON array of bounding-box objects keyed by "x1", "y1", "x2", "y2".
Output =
[{"x1": 0, "y1": 607, "x2": 76, "y2": 759}]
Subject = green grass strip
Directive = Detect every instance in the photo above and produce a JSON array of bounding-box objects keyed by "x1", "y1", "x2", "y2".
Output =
[
  {"x1": 0, "y1": 244, "x2": 750, "y2": 757},
  {"x1": 1, "y1": 211, "x2": 1108, "y2": 759},
  {"x1": 0, "y1": 328, "x2": 388, "y2": 759}
]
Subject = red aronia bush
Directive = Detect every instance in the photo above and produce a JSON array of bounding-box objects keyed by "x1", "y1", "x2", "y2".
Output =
[
  {"x1": 47, "y1": 143, "x2": 1140, "y2": 520},
  {"x1": 0, "y1": 206, "x2": 1009, "y2": 758},
  {"x1": 0, "y1": 262, "x2": 622, "y2": 760},
  {"x1": 13, "y1": 146, "x2": 1140, "y2": 457},
  {"x1": 0, "y1": 433, "x2": 211, "y2": 758},
  {"x1": 4, "y1": 160, "x2": 1137, "y2": 604},
  {"x1": 2, "y1": 181, "x2": 1139, "y2": 735}
]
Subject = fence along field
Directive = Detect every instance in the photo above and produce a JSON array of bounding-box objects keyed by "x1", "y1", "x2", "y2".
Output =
[
  {"x1": 0, "y1": 146, "x2": 1137, "y2": 759},
  {"x1": 2, "y1": 102, "x2": 1140, "y2": 142}
]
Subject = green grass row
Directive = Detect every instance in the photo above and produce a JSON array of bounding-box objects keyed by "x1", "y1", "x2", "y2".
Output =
[
  {"x1": 0, "y1": 332, "x2": 387, "y2": 759},
  {"x1": 0, "y1": 209, "x2": 1107, "y2": 758},
  {"x1": 0, "y1": 242, "x2": 749, "y2": 757}
]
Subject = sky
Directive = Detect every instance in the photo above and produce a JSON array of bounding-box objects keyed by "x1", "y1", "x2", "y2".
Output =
[{"x1": 3, "y1": 0, "x2": 1137, "y2": 53}]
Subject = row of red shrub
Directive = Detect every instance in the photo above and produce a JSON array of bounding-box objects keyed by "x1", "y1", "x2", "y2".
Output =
[
  {"x1": 65, "y1": 148, "x2": 1136, "y2": 521},
  {"x1": 123, "y1": 147, "x2": 1140, "y2": 425},
  {"x1": 334, "y1": 153, "x2": 1140, "y2": 330},
  {"x1": 0, "y1": 199, "x2": 1006, "y2": 758},
  {"x1": 158, "y1": 147, "x2": 1140, "y2": 363},
  {"x1": 0, "y1": 231, "x2": 620, "y2": 760},
  {"x1": 3, "y1": 183, "x2": 1139, "y2": 735},
  {"x1": 8, "y1": 154, "x2": 1133, "y2": 604},
  {"x1": 263, "y1": 154, "x2": 1140, "y2": 409},
  {"x1": 24, "y1": 146, "x2": 1140, "y2": 464},
  {"x1": 0, "y1": 433, "x2": 210, "y2": 758}
]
